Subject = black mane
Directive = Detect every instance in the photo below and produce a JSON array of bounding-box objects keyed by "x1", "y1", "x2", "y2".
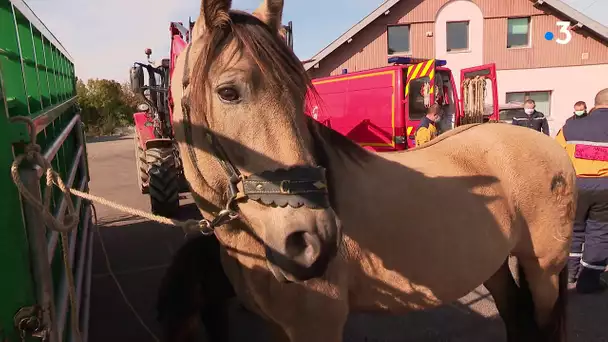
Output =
[{"x1": 306, "y1": 116, "x2": 372, "y2": 168}]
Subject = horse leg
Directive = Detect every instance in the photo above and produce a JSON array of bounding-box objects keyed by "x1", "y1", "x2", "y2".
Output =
[
  {"x1": 265, "y1": 321, "x2": 291, "y2": 342},
  {"x1": 284, "y1": 323, "x2": 345, "y2": 342},
  {"x1": 483, "y1": 257, "x2": 538, "y2": 342},
  {"x1": 265, "y1": 289, "x2": 348, "y2": 342},
  {"x1": 157, "y1": 235, "x2": 236, "y2": 342},
  {"x1": 200, "y1": 300, "x2": 232, "y2": 342},
  {"x1": 283, "y1": 299, "x2": 347, "y2": 342},
  {"x1": 156, "y1": 263, "x2": 207, "y2": 342},
  {"x1": 517, "y1": 256, "x2": 568, "y2": 342}
]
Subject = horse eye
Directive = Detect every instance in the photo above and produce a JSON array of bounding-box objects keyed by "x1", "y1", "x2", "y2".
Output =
[{"x1": 217, "y1": 87, "x2": 240, "y2": 102}]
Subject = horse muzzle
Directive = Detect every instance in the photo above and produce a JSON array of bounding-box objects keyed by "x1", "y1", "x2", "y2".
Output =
[{"x1": 264, "y1": 214, "x2": 340, "y2": 283}]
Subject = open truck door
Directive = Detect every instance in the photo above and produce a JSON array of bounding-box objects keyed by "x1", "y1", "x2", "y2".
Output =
[
  {"x1": 403, "y1": 59, "x2": 437, "y2": 147},
  {"x1": 457, "y1": 63, "x2": 498, "y2": 126}
]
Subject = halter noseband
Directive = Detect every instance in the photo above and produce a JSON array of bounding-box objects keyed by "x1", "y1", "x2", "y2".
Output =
[{"x1": 178, "y1": 43, "x2": 330, "y2": 235}]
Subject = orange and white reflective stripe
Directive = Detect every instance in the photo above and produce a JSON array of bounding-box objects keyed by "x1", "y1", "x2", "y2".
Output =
[
  {"x1": 581, "y1": 260, "x2": 607, "y2": 271},
  {"x1": 566, "y1": 140, "x2": 608, "y2": 147}
]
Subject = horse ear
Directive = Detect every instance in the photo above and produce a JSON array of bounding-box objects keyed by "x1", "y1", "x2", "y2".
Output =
[
  {"x1": 253, "y1": 0, "x2": 284, "y2": 33},
  {"x1": 193, "y1": 0, "x2": 232, "y2": 39}
]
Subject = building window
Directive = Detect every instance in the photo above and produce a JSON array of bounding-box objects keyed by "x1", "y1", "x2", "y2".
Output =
[
  {"x1": 447, "y1": 21, "x2": 469, "y2": 52},
  {"x1": 507, "y1": 17, "x2": 530, "y2": 48},
  {"x1": 387, "y1": 25, "x2": 410, "y2": 55},
  {"x1": 505, "y1": 91, "x2": 551, "y2": 117}
]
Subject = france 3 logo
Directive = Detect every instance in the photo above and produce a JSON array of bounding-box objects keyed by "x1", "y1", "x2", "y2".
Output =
[{"x1": 544, "y1": 21, "x2": 574, "y2": 45}]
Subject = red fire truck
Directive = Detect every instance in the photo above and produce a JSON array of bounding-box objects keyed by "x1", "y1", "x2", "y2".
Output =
[{"x1": 307, "y1": 57, "x2": 499, "y2": 151}]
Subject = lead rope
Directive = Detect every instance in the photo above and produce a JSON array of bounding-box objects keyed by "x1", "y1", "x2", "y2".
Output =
[
  {"x1": 8, "y1": 116, "x2": 217, "y2": 340},
  {"x1": 90, "y1": 204, "x2": 160, "y2": 342},
  {"x1": 10, "y1": 117, "x2": 216, "y2": 232}
]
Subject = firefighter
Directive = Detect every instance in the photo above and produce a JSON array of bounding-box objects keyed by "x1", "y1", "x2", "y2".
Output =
[
  {"x1": 556, "y1": 88, "x2": 608, "y2": 294},
  {"x1": 557, "y1": 101, "x2": 589, "y2": 143},
  {"x1": 565, "y1": 101, "x2": 589, "y2": 124},
  {"x1": 415, "y1": 104, "x2": 442, "y2": 146},
  {"x1": 511, "y1": 99, "x2": 550, "y2": 135}
]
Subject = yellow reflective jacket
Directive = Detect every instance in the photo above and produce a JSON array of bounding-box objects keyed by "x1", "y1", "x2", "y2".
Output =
[
  {"x1": 555, "y1": 109, "x2": 608, "y2": 177},
  {"x1": 415, "y1": 117, "x2": 438, "y2": 147}
]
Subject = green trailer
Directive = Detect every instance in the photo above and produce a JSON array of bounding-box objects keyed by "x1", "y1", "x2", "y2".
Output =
[{"x1": 0, "y1": 0, "x2": 93, "y2": 341}]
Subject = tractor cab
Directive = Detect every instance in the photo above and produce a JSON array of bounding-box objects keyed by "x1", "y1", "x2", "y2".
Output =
[{"x1": 129, "y1": 47, "x2": 172, "y2": 141}]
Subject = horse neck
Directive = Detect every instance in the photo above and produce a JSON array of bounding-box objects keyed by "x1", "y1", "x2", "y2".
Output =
[{"x1": 321, "y1": 143, "x2": 379, "y2": 219}]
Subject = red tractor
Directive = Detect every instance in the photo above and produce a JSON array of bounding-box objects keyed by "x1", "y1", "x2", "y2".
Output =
[
  {"x1": 129, "y1": 22, "x2": 193, "y2": 217},
  {"x1": 129, "y1": 20, "x2": 293, "y2": 217}
]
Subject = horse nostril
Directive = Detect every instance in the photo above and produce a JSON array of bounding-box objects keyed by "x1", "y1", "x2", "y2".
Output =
[
  {"x1": 285, "y1": 231, "x2": 307, "y2": 256},
  {"x1": 284, "y1": 231, "x2": 321, "y2": 268}
]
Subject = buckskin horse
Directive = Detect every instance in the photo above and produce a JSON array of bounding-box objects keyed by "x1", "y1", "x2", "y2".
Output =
[{"x1": 159, "y1": 0, "x2": 577, "y2": 341}]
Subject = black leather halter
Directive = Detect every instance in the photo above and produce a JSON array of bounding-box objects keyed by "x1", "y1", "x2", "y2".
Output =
[{"x1": 179, "y1": 43, "x2": 330, "y2": 235}]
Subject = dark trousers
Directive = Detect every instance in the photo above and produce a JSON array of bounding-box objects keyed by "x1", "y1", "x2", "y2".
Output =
[{"x1": 568, "y1": 177, "x2": 608, "y2": 280}]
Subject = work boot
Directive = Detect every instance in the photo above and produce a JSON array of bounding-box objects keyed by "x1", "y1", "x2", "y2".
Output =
[{"x1": 576, "y1": 267, "x2": 607, "y2": 294}]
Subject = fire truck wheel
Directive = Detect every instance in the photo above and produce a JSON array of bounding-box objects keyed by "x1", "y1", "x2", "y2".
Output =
[
  {"x1": 146, "y1": 147, "x2": 180, "y2": 218},
  {"x1": 134, "y1": 134, "x2": 149, "y2": 194}
]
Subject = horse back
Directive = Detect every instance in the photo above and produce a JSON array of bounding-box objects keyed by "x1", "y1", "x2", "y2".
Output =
[{"x1": 413, "y1": 123, "x2": 576, "y2": 252}]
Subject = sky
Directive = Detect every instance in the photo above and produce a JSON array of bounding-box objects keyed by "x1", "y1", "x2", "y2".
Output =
[{"x1": 23, "y1": 0, "x2": 608, "y2": 82}]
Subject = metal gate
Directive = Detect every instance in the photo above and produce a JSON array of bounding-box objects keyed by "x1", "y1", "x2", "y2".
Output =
[{"x1": 1, "y1": 0, "x2": 93, "y2": 341}]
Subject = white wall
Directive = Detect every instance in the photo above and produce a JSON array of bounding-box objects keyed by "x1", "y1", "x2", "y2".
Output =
[
  {"x1": 435, "y1": 0, "x2": 484, "y2": 88},
  {"x1": 497, "y1": 63, "x2": 608, "y2": 136}
]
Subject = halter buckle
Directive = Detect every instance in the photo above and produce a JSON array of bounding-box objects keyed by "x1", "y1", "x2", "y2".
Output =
[
  {"x1": 211, "y1": 209, "x2": 239, "y2": 227},
  {"x1": 198, "y1": 220, "x2": 214, "y2": 235},
  {"x1": 279, "y1": 180, "x2": 291, "y2": 194}
]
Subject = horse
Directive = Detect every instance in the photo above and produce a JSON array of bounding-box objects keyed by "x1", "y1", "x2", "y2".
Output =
[{"x1": 166, "y1": 0, "x2": 577, "y2": 341}]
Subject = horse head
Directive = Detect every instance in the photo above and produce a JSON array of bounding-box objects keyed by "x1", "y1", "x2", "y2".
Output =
[{"x1": 175, "y1": 0, "x2": 340, "y2": 283}]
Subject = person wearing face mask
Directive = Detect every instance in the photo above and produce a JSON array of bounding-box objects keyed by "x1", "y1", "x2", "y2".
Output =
[
  {"x1": 567, "y1": 101, "x2": 589, "y2": 123},
  {"x1": 415, "y1": 104, "x2": 442, "y2": 146},
  {"x1": 557, "y1": 101, "x2": 589, "y2": 143},
  {"x1": 511, "y1": 99, "x2": 550, "y2": 135},
  {"x1": 556, "y1": 88, "x2": 608, "y2": 294}
]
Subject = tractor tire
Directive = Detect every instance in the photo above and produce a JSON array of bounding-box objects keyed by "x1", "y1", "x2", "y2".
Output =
[
  {"x1": 146, "y1": 147, "x2": 180, "y2": 218},
  {"x1": 134, "y1": 134, "x2": 149, "y2": 194}
]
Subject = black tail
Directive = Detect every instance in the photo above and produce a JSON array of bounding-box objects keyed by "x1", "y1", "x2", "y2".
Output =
[
  {"x1": 515, "y1": 262, "x2": 540, "y2": 340},
  {"x1": 156, "y1": 235, "x2": 236, "y2": 342}
]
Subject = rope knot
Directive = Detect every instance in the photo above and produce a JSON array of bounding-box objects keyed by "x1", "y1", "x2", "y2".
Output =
[
  {"x1": 25, "y1": 144, "x2": 41, "y2": 154},
  {"x1": 62, "y1": 213, "x2": 80, "y2": 231},
  {"x1": 24, "y1": 144, "x2": 42, "y2": 162}
]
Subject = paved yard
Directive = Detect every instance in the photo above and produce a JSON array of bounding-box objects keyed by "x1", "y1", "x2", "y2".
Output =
[{"x1": 86, "y1": 134, "x2": 608, "y2": 342}]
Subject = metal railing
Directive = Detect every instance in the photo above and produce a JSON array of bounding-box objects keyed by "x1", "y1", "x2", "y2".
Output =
[{"x1": 17, "y1": 112, "x2": 92, "y2": 342}]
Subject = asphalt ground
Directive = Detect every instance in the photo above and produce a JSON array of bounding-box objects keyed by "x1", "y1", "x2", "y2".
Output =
[{"x1": 86, "y1": 134, "x2": 608, "y2": 342}]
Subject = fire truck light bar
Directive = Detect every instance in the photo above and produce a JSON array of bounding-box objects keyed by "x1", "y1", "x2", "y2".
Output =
[{"x1": 388, "y1": 57, "x2": 447, "y2": 67}]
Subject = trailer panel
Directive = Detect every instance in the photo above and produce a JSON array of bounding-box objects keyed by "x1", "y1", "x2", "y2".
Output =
[{"x1": 1, "y1": 1, "x2": 92, "y2": 341}]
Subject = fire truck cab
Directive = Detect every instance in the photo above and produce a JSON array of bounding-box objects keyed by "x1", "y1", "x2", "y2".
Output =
[{"x1": 307, "y1": 57, "x2": 499, "y2": 151}]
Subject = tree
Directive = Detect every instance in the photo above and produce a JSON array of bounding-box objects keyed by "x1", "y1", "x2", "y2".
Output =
[
  {"x1": 76, "y1": 78, "x2": 138, "y2": 135},
  {"x1": 121, "y1": 81, "x2": 139, "y2": 109}
]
